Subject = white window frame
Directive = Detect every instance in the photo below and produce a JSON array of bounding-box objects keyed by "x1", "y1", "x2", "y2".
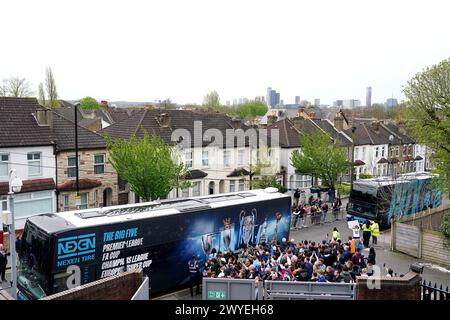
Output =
[
  {"x1": 223, "y1": 150, "x2": 231, "y2": 167},
  {"x1": 192, "y1": 181, "x2": 201, "y2": 197},
  {"x1": 375, "y1": 147, "x2": 379, "y2": 158},
  {"x1": 0, "y1": 153, "x2": 9, "y2": 177},
  {"x1": 63, "y1": 195, "x2": 70, "y2": 211},
  {"x1": 237, "y1": 149, "x2": 244, "y2": 166},
  {"x1": 67, "y1": 156, "x2": 79, "y2": 178},
  {"x1": 381, "y1": 146, "x2": 385, "y2": 158},
  {"x1": 1, "y1": 195, "x2": 7, "y2": 212},
  {"x1": 229, "y1": 181, "x2": 236, "y2": 193},
  {"x1": 181, "y1": 187, "x2": 189, "y2": 198},
  {"x1": 185, "y1": 150, "x2": 193, "y2": 169},
  {"x1": 79, "y1": 192, "x2": 89, "y2": 210},
  {"x1": 354, "y1": 147, "x2": 359, "y2": 160},
  {"x1": 362, "y1": 147, "x2": 366, "y2": 160},
  {"x1": 238, "y1": 179, "x2": 245, "y2": 191},
  {"x1": 202, "y1": 150, "x2": 209, "y2": 167},
  {"x1": 94, "y1": 154, "x2": 105, "y2": 175},
  {"x1": 27, "y1": 152, "x2": 42, "y2": 176}
]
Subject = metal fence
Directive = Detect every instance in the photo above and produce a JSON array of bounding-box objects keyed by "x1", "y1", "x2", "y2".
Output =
[
  {"x1": 202, "y1": 278, "x2": 262, "y2": 300},
  {"x1": 202, "y1": 277, "x2": 356, "y2": 300},
  {"x1": 421, "y1": 281, "x2": 450, "y2": 300},
  {"x1": 291, "y1": 208, "x2": 345, "y2": 229},
  {"x1": 264, "y1": 280, "x2": 356, "y2": 300}
]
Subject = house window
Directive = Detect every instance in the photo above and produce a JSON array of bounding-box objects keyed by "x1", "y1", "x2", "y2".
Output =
[
  {"x1": 403, "y1": 145, "x2": 407, "y2": 156},
  {"x1": 94, "y1": 190, "x2": 98, "y2": 207},
  {"x1": 390, "y1": 147, "x2": 393, "y2": 158},
  {"x1": 182, "y1": 187, "x2": 189, "y2": 198},
  {"x1": 94, "y1": 154, "x2": 105, "y2": 174},
  {"x1": 230, "y1": 181, "x2": 236, "y2": 192},
  {"x1": 27, "y1": 152, "x2": 42, "y2": 176},
  {"x1": 362, "y1": 147, "x2": 366, "y2": 160},
  {"x1": 13, "y1": 190, "x2": 53, "y2": 219},
  {"x1": 185, "y1": 151, "x2": 193, "y2": 168},
  {"x1": 202, "y1": 150, "x2": 209, "y2": 167},
  {"x1": 192, "y1": 181, "x2": 201, "y2": 197},
  {"x1": 1, "y1": 195, "x2": 7, "y2": 211},
  {"x1": 63, "y1": 195, "x2": 70, "y2": 211},
  {"x1": 223, "y1": 150, "x2": 231, "y2": 167},
  {"x1": 375, "y1": 147, "x2": 379, "y2": 158},
  {"x1": 0, "y1": 154, "x2": 9, "y2": 177},
  {"x1": 237, "y1": 149, "x2": 244, "y2": 166},
  {"x1": 395, "y1": 146, "x2": 399, "y2": 157},
  {"x1": 238, "y1": 179, "x2": 245, "y2": 191},
  {"x1": 381, "y1": 146, "x2": 385, "y2": 157},
  {"x1": 354, "y1": 147, "x2": 359, "y2": 160},
  {"x1": 79, "y1": 193, "x2": 88, "y2": 210},
  {"x1": 67, "y1": 156, "x2": 78, "y2": 178}
]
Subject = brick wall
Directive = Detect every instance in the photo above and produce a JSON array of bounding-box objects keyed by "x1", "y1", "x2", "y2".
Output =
[
  {"x1": 356, "y1": 271, "x2": 421, "y2": 300},
  {"x1": 42, "y1": 270, "x2": 143, "y2": 300},
  {"x1": 57, "y1": 149, "x2": 118, "y2": 211}
]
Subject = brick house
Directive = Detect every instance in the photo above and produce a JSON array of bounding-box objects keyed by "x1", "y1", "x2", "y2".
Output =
[{"x1": 52, "y1": 112, "x2": 118, "y2": 211}]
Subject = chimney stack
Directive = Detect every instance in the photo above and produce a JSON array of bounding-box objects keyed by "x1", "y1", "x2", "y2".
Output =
[
  {"x1": 158, "y1": 112, "x2": 171, "y2": 127},
  {"x1": 334, "y1": 112, "x2": 344, "y2": 132},
  {"x1": 100, "y1": 100, "x2": 109, "y2": 109},
  {"x1": 371, "y1": 121, "x2": 380, "y2": 132}
]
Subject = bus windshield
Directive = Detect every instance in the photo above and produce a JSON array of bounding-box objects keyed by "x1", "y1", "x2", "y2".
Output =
[{"x1": 18, "y1": 222, "x2": 51, "y2": 299}]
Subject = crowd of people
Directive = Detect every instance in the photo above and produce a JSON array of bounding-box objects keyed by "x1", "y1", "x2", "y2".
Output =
[
  {"x1": 291, "y1": 192, "x2": 343, "y2": 229},
  {"x1": 200, "y1": 233, "x2": 381, "y2": 285}
]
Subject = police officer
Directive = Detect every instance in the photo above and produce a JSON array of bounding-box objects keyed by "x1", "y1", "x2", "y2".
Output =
[
  {"x1": 362, "y1": 221, "x2": 372, "y2": 248},
  {"x1": 188, "y1": 255, "x2": 201, "y2": 296},
  {"x1": 370, "y1": 220, "x2": 380, "y2": 245}
]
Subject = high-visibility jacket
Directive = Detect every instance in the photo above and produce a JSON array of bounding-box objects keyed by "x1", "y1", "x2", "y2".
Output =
[
  {"x1": 332, "y1": 231, "x2": 341, "y2": 241},
  {"x1": 349, "y1": 239, "x2": 356, "y2": 254},
  {"x1": 370, "y1": 222, "x2": 380, "y2": 237},
  {"x1": 362, "y1": 224, "x2": 371, "y2": 233}
]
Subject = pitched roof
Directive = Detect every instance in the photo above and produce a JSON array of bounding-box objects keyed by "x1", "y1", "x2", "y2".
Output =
[
  {"x1": 52, "y1": 112, "x2": 106, "y2": 151},
  {"x1": 0, "y1": 178, "x2": 55, "y2": 195},
  {"x1": 100, "y1": 109, "x2": 251, "y2": 148},
  {"x1": 0, "y1": 97, "x2": 56, "y2": 147},
  {"x1": 183, "y1": 169, "x2": 208, "y2": 180},
  {"x1": 58, "y1": 178, "x2": 102, "y2": 191},
  {"x1": 343, "y1": 120, "x2": 403, "y2": 146},
  {"x1": 266, "y1": 117, "x2": 352, "y2": 148},
  {"x1": 227, "y1": 168, "x2": 250, "y2": 177}
]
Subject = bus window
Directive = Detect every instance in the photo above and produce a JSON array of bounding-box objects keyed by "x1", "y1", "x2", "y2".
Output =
[{"x1": 17, "y1": 223, "x2": 51, "y2": 299}]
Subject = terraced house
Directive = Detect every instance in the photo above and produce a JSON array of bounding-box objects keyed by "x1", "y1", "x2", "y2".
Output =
[{"x1": 0, "y1": 97, "x2": 57, "y2": 228}]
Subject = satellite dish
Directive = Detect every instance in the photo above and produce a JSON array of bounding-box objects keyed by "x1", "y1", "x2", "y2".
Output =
[{"x1": 389, "y1": 135, "x2": 394, "y2": 141}]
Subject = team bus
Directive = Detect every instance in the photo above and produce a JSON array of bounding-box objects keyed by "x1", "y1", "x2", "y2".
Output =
[
  {"x1": 346, "y1": 172, "x2": 442, "y2": 229},
  {"x1": 16, "y1": 188, "x2": 291, "y2": 300}
]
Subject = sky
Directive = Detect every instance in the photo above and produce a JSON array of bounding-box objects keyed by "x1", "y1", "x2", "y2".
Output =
[{"x1": 1, "y1": 0, "x2": 449, "y2": 105}]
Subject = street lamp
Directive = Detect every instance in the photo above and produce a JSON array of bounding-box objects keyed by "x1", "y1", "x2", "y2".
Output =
[{"x1": 7, "y1": 169, "x2": 22, "y2": 299}]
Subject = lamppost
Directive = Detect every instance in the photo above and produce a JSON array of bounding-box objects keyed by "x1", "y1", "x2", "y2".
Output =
[
  {"x1": 350, "y1": 126, "x2": 357, "y2": 189},
  {"x1": 74, "y1": 102, "x2": 81, "y2": 208},
  {"x1": 7, "y1": 168, "x2": 23, "y2": 299}
]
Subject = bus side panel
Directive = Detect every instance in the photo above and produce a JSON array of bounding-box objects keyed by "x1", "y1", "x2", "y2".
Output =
[
  {"x1": 51, "y1": 196, "x2": 291, "y2": 295},
  {"x1": 387, "y1": 177, "x2": 442, "y2": 223}
]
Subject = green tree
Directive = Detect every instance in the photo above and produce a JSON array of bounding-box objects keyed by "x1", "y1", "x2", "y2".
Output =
[
  {"x1": 45, "y1": 67, "x2": 59, "y2": 108},
  {"x1": 0, "y1": 77, "x2": 34, "y2": 97},
  {"x1": 290, "y1": 131, "x2": 349, "y2": 192},
  {"x1": 202, "y1": 90, "x2": 221, "y2": 111},
  {"x1": 403, "y1": 58, "x2": 450, "y2": 194},
  {"x1": 226, "y1": 101, "x2": 268, "y2": 119},
  {"x1": 80, "y1": 96, "x2": 100, "y2": 110},
  {"x1": 106, "y1": 130, "x2": 188, "y2": 201}
]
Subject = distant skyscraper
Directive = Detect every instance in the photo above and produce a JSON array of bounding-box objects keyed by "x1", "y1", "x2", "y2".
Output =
[
  {"x1": 343, "y1": 99, "x2": 361, "y2": 108},
  {"x1": 266, "y1": 87, "x2": 281, "y2": 107},
  {"x1": 385, "y1": 98, "x2": 398, "y2": 108},
  {"x1": 366, "y1": 87, "x2": 372, "y2": 107},
  {"x1": 314, "y1": 99, "x2": 320, "y2": 106},
  {"x1": 226, "y1": 100, "x2": 230, "y2": 106},
  {"x1": 333, "y1": 100, "x2": 344, "y2": 107},
  {"x1": 295, "y1": 96, "x2": 301, "y2": 104}
]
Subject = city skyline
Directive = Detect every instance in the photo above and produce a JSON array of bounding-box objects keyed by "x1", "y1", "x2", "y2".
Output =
[{"x1": 1, "y1": 0, "x2": 449, "y2": 105}]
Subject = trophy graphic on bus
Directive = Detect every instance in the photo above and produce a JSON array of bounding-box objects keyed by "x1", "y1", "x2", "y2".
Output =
[
  {"x1": 256, "y1": 217, "x2": 268, "y2": 245},
  {"x1": 238, "y1": 209, "x2": 256, "y2": 247},
  {"x1": 221, "y1": 217, "x2": 232, "y2": 252},
  {"x1": 201, "y1": 233, "x2": 213, "y2": 256}
]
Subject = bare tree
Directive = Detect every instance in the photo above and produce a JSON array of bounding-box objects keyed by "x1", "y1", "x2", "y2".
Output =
[
  {"x1": 45, "y1": 67, "x2": 59, "y2": 108},
  {"x1": 38, "y1": 82, "x2": 46, "y2": 106},
  {"x1": 1, "y1": 77, "x2": 34, "y2": 97}
]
